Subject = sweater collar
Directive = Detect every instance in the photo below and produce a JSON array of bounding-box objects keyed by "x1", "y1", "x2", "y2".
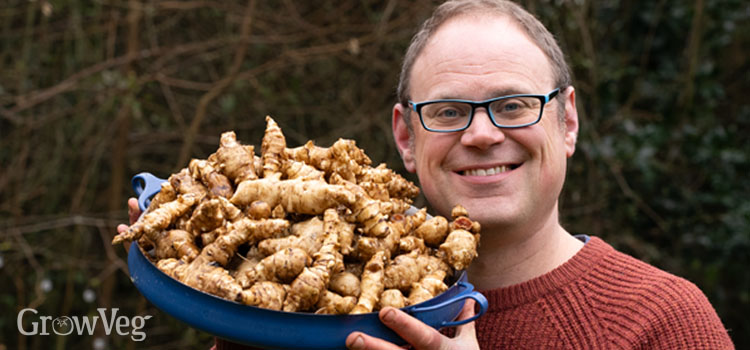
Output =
[{"x1": 478, "y1": 236, "x2": 613, "y2": 311}]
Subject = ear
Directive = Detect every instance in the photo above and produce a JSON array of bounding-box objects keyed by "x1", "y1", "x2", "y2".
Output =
[
  {"x1": 392, "y1": 103, "x2": 417, "y2": 173},
  {"x1": 562, "y1": 86, "x2": 579, "y2": 158}
]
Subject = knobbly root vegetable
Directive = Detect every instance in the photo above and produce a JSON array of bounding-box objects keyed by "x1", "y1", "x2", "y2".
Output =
[
  {"x1": 210, "y1": 131, "x2": 258, "y2": 183},
  {"x1": 329, "y1": 271, "x2": 361, "y2": 297},
  {"x1": 233, "y1": 248, "x2": 263, "y2": 288},
  {"x1": 283, "y1": 160, "x2": 325, "y2": 181},
  {"x1": 315, "y1": 290, "x2": 357, "y2": 314},
  {"x1": 398, "y1": 236, "x2": 426, "y2": 253},
  {"x1": 158, "y1": 258, "x2": 245, "y2": 302},
  {"x1": 231, "y1": 177, "x2": 355, "y2": 215},
  {"x1": 114, "y1": 116, "x2": 482, "y2": 314},
  {"x1": 384, "y1": 250, "x2": 424, "y2": 291},
  {"x1": 242, "y1": 247, "x2": 311, "y2": 286},
  {"x1": 199, "y1": 218, "x2": 290, "y2": 266},
  {"x1": 154, "y1": 229, "x2": 199, "y2": 261},
  {"x1": 113, "y1": 193, "x2": 198, "y2": 245},
  {"x1": 245, "y1": 200, "x2": 272, "y2": 220},
  {"x1": 414, "y1": 216, "x2": 450, "y2": 247},
  {"x1": 149, "y1": 182, "x2": 177, "y2": 209},
  {"x1": 282, "y1": 209, "x2": 345, "y2": 312},
  {"x1": 350, "y1": 251, "x2": 387, "y2": 314},
  {"x1": 189, "y1": 159, "x2": 233, "y2": 198},
  {"x1": 186, "y1": 198, "x2": 225, "y2": 233},
  {"x1": 169, "y1": 168, "x2": 208, "y2": 198},
  {"x1": 407, "y1": 270, "x2": 449, "y2": 306},
  {"x1": 438, "y1": 229, "x2": 478, "y2": 271},
  {"x1": 239, "y1": 281, "x2": 289, "y2": 310},
  {"x1": 261, "y1": 116, "x2": 286, "y2": 178},
  {"x1": 379, "y1": 289, "x2": 406, "y2": 309},
  {"x1": 357, "y1": 163, "x2": 419, "y2": 200},
  {"x1": 438, "y1": 206, "x2": 480, "y2": 271}
]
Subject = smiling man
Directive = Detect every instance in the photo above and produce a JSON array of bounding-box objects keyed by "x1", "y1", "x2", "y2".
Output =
[
  {"x1": 345, "y1": 0, "x2": 734, "y2": 349},
  {"x1": 117, "y1": 1, "x2": 734, "y2": 349},
  {"x1": 394, "y1": 5, "x2": 583, "y2": 293}
]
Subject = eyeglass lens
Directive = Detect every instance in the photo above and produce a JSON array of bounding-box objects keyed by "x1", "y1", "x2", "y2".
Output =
[{"x1": 421, "y1": 96, "x2": 543, "y2": 130}]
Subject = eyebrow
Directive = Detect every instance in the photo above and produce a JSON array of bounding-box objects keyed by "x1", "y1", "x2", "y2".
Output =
[
  {"x1": 431, "y1": 87, "x2": 532, "y2": 101},
  {"x1": 487, "y1": 88, "x2": 530, "y2": 98}
]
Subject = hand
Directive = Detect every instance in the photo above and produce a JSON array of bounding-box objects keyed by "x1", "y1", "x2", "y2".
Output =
[
  {"x1": 115, "y1": 198, "x2": 141, "y2": 252},
  {"x1": 345, "y1": 299, "x2": 480, "y2": 350}
]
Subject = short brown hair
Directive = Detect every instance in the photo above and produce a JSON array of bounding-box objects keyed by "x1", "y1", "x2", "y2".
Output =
[{"x1": 397, "y1": 0, "x2": 571, "y2": 118}]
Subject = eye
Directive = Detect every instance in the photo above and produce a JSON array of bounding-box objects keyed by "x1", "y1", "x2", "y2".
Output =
[
  {"x1": 501, "y1": 102, "x2": 521, "y2": 112},
  {"x1": 492, "y1": 98, "x2": 530, "y2": 116},
  {"x1": 425, "y1": 102, "x2": 470, "y2": 119},
  {"x1": 436, "y1": 107, "x2": 462, "y2": 118}
]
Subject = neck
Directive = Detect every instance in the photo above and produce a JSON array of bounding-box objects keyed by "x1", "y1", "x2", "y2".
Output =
[{"x1": 467, "y1": 208, "x2": 583, "y2": 290}]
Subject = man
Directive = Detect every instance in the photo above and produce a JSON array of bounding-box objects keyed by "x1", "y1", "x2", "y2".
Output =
[
  {"x1": 120, "y1": 1, "x2": 734, "y2": 349},
  {"x1": 343, "y1": 0, "x2": 734, "y2": 349}
]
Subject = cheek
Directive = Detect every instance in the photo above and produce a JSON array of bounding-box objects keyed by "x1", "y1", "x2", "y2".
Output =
[
  {"x1": 412, "y1": 132, "x2": 451, "y2": 168},
  {"x1": 535, "y1": 126, "x2": 569, "y2": 188},
  {"x1": 516, "y1": 121, "x2": 567, "y2": 179},
  {"x1": 412, "y1": 133, "x2": 455, "y2": 202}
]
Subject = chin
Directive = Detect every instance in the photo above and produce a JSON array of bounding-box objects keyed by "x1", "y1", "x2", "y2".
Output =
[{"x1": 459, "y1": 201, "x2": 521, "y2": 227}]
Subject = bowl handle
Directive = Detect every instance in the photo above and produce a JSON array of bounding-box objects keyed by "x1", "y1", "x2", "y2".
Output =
[
  {"x1": 409, "y1": 283, "x2": 488, "y2": 327},
  {"x1": 131, "y1": 172, "x2": 167, "y2": 211}
]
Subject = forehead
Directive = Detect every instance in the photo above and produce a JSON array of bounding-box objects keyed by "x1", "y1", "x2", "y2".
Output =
[{"x1": 411, "y1": 13, "x2": 554, "y2": 100}]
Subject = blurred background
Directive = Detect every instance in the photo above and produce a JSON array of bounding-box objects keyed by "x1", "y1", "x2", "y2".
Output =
[{"x1": 1, "y1": 0, "x2": 748, "y2": 349}]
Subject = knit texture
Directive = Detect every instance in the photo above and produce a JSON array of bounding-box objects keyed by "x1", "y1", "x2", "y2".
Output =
[
  {"x1": 213, "y1": 236, "x2": 734, "y2": 349},
  {"x1": 470, "y1": 236, "x2": 734, "y2": 349}
]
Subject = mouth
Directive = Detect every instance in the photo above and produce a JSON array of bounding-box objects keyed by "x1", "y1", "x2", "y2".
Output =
[{"x1": 458, "y1": 164, "x2": 520, "y2": 177}]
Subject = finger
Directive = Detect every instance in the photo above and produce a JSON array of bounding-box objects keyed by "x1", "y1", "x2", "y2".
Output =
[
  {"x1": 116, "y1": 224, "x2": 129, "y2": 234},
  {"x1": 453, "y1": 299, "x2": 478, "y2": 342},
  {"x1": 115, "y1": 224, "x2": 132, "y2": 253},
  {"x1": 127, "y1": 197, "x2": 141, "y2": 224},
  {"x1": 378, "y1": 307, "x2": 444, "y2": 350},
  {"x1": 345, "y1": 332, "x2": 405, "y2": 350}
]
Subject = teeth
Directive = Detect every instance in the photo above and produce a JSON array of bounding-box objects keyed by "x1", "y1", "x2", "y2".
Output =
[{"x1": 463, "y1": 165, "x2": 510, "y2": 176}]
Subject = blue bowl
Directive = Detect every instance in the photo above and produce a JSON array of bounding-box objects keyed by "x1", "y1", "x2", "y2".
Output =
[{"x1": 127, "y1": 173, "x2": 487, "y2": 349}]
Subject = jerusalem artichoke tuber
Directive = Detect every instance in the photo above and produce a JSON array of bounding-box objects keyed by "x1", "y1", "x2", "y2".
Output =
[
  {"x1": 116, "y1": 119, "x2": 482, "y2": 314},
  {"x1": 315, "y1": 290, "x2": 357, "y2": 315},
  {"x1": 282, "y1": 209, "x2": 345, "y2": 312},
  {"x1": 239, "y1": 281, "x2": 289, "y2": 310},
  {"x1": 231, "y1": 177, "x2": 355, "y2": 215},
  {"x1": 261, "y1": 116, "x2": 287, "y2": 178},
  {"x1": 189, "y1": 158, "x2": 233, "y2": 198},
  {"x1": 379, "y1": 289, "x2": 406, "y2": 309},
  {"x1": 349, "y1": 251, "x2": 387, "y2": 314},
  {"x1": 438, "y1": 229, "x2": 478, "y2": 271},
  {"x1": 154, "y1": 229, "x2": 199, "y2": 262},
  {"x1": 113, "y1": 193, "x2": 198, "y2": 245},
  {"x1": 210, "y1": 131, "x2": 258, "y2": 184},
  {"x1": 241, "y1": 247, "x2": 311, "y2": 286}
]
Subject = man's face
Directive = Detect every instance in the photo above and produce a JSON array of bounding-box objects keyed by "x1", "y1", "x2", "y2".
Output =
[{"x1": 393, "y1": 14, "x2": 578, "y2": 233}]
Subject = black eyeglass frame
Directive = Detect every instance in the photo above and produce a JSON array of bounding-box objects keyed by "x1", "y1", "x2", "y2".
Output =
[{"x1": 408, "y1": 88, "x2": 561, "y2": 133}]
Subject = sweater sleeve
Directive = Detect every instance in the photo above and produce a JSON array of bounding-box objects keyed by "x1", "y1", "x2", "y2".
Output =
[{"x1": 639, "y1": 275, "x2": 734, "y2": 350}]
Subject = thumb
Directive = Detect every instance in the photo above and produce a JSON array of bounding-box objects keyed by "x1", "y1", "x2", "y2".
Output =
[
  {"x1": 127, "y1": 197, "x2": 141, "y2": 224},
  {"x1": 453, "y1": 299, "x2": 478, "y2": 342}
]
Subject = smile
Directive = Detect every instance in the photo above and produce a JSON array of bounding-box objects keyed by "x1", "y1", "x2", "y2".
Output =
[{"x1": 460, "y1": 165, "x2": 516, "y2": 176}]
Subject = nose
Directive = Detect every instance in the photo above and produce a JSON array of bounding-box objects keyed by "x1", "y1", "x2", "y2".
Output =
[{"x1": 460, "y1": 108, "x2": 506, "y2": 150}]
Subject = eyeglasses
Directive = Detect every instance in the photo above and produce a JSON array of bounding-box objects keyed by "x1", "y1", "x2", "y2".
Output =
[{"x1": 408, "y1": 88, "x2": 560, "y2": 132}]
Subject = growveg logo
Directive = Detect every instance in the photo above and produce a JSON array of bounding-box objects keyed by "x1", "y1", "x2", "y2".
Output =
[{"x1": 17, "y1": 308, "x2": 152, "y2": 341}]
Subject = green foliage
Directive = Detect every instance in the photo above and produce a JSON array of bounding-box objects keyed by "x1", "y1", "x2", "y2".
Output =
[
  {"x1": 1, "y1": 0, "x2": 747, "y2": 348},
  {"x1": 538, "y1": 0, "x2": 750, "y2": 345}
]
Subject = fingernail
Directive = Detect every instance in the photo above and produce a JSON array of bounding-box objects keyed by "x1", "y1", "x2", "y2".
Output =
[
  {"x1": 381, "y1": 308, "x2": 395, "y2": 324},
  {"x1": 348, "y1": 335, "x2": 364, "y2": 349}
]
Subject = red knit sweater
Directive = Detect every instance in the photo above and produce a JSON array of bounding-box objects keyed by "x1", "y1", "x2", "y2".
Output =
[
  {"x1": 468, "y1": 236, "x2": 733, "y2": 349},
  {"x1": 213, "y1": 236, "x2": 733, "y2": 349}
]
